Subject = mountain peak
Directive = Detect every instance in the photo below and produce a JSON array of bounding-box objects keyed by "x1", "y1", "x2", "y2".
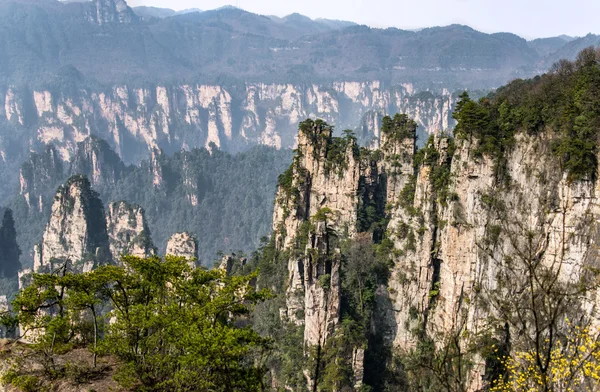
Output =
[{"x1": 87, "y1": 0, "x2": 138, "y2": 25}]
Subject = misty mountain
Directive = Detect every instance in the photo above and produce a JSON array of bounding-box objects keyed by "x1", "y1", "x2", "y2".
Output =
[
  {"x1": 528, "y1": 35, "x2": 573, "y2": 57},
  {"x1": 541, "y1": 33, "x2": 600, "y2": 66},
  {"x1": 0, "y1": 0, "x2": 593, "y2": 90},
  {"x1": 132, "y1": 6, "x2": 203, "y2": 19}
]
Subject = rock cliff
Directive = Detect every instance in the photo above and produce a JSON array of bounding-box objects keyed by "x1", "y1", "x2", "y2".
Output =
[
  {"x1": 19, "y1": 145, "x2": 65, "y2": 213},
  {"x1": 106, "y1": 201, "x2": 156, "y2": 262},
  {"x1": 34, "y1": 175, "x2": 111, "y2": 273},
  {"x1": 271, "y1": 109, "x2": 600, "y2": 390},
  {"x1": 31, "y1": 174, "x2": 161, "y2": 271},
  {"x1": 271, "y1": 116, "x2": 416, "y2": 387},
  {"x1": 87, "y1": 0, "x2": 139, "y2": 25},
  {"x1": 0, "y1": 83, "x2": 454, "y2": 163},
  {"x1": 166, "y1": 232, "x2": 199, "y2": 262},
  {"x1": 71, "y1": 136, "x2": 127, "y2": 187}
]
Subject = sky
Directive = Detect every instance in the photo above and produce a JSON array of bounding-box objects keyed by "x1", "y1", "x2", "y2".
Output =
[{"x1": 127, "y1": 0, "x2": 600, "y2": 39}]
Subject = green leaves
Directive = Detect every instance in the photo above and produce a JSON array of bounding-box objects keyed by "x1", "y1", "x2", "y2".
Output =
[
  {"x1": 453, "y1": 48, "x2": 600, "y2": 183},
  {"x1": 5, "y1": 255, "x2": 271, "y2": 391}
]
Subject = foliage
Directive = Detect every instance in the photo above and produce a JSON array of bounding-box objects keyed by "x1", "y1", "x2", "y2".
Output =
[
  {"x1": 452, "y1": 47, "x2": 600, "y2": 183},
  {"x1": 4, "y1": 255, "x2": 271, "y2": 392},
  {"x1": 381, "y1": 114, "x2": 418, "y2": 143},
  {"x1": 1, "y1": 370, "x2": 44, "y2": 392},
  {"x1": 312, "y1": 207, "x2": 335, "y2": 223},
  {"x1": 399, "y1": 175, "x2": 418, "y2": 214},
  {"x1": 298, "y1": 119, "x2": 360, "y2": 177},
  {"x1": 491, "y1": 323, "x2": 600, "y2": 392},
  {"x1": 398, "y1": 335, "x2": 474, "y2": 392},
  {"x1": 415, "y1": 135, "x2": 456, "y2": 207}
]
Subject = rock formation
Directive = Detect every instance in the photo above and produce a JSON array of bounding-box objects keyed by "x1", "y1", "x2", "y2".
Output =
[
  {"x1": 106, "y1": 201, "x2": 156, "y2": 262},
  {"x1": 0, "y1": 209, "x2": 21, "y2": 278},
  {"x1": 19, "y1": 145, "x2": 64, "y2": 213},
  {"x1": 71, "y1": 136, "x2": 127, "y2": 187},
  {"x1": 271, "y1": 109, "x2": 600, "y2": 390},
  {"x1": 271, "y1": 117, "x2": 416, "y2": 387},
  {"x1": 166, "y1": 232, "x2": 199, "y2": 262},
  {"x1": 0, "y1": 83, "x2": 455, "y2": 163},
  {"x1": 87, "y1": 0, "x2": 139, "y2": 25},
  {"x1": 34, "y1": 175, "x2": 111, "y2": 273}
]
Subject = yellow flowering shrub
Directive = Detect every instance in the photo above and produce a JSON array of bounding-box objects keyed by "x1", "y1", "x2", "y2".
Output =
[{"x1": 491, "y1": 322, "x2": 600, "y2": 392}]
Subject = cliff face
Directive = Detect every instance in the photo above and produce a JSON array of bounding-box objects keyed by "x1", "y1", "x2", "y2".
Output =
[
  {"x1": 19, "y1": 145, "x2": 65, "y2": 213},
  {"x1": 273, "y1": 116, "x2": 600, "y2": 390},
  {"x1": 272, "y1": 117, "x2": 415, "y2": 387},
  {"x1": 71, "y1": 136, "x2": 127, "y2": 187},
  {"x1": 34, "y1": 175, "x2": 111, "y2": 273},
  {"x1": 166, "y1": 232, "x2": 199, "y2": 261},
  {"x1": 106, "y1": 201, "x2": 156, "y2": 262},
  {"x1": 0, "y1": 83, "x2": 454, "y2": 162},
  {"x1": 87, "y1": 0, "x2": 139, "y2": 25}
]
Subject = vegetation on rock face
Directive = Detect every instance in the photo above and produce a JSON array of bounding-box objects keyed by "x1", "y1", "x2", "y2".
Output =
[
  {"x1": 1, "y1": 255, "x2": 270, "y2": 391},
  {"x1": 297, "y1": 118, "x2": 360, "y2": 177},
  {"x1": 453, "y1": 46, "x2": 600, "y2": 183},
  {"x1": 381, "y1": 113, "x2": 418, "y2": 143}
]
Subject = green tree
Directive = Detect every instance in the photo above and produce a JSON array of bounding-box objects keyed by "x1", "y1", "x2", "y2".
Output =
[
  {"x1": 5, "y1": 255, "x2": 271, "y2": 391},
  {"x1": 98, "y1": 255, "x2": 271, "y2": 391}
]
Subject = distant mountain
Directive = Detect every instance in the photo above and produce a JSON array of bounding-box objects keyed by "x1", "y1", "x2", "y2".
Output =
[
  {"x1": 0, "y1": 0, "x2": 591, "y2": 89},
  {"x1": 132, "y1": 6, "x2": 176, "y2": 19},
  {"x1": 529, "y1": 35, "x2": 573, "y2": 57},
  {"x1": 541, "y1": 33, "x2": 600, "y2": 66},
  {"x1": 132, "y1": 6, "x2": 203, "y2": 19},
  {"x1": 268, "y1": 13, "x2": 357, "y2": 34}
]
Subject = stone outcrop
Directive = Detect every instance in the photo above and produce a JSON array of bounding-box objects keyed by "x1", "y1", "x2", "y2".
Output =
[
  {"x1": 19, "y1": 145, "x2": 65, "y2": 212},
  {"x1": 272, "y1": 118, "x2": 416, "y2": 387},
  {"x1": 0, "y1": 83, "x2": 455, "y2": 162},
  {"x1": 384, "y1": 131, "x2": 600, "y2": 390},
  {"x1": 273, "y1": 113, "x2": 600, "y2": 390},
  {"x1": 106, "y1": 201, "x2": 156, "y2": 262},
  {"x1": 166, "y1": 232, "x2": 199, "y2": 261},
  {"x1": 87, "y1": 0, "x2": 139, "y2": 25},
  {"x1": 0, "y1": 209, "x2": 21, "y2": 279},
  {"x1": 71, "y1": 136, "x2": 126, "y2": 187},
  {"x1": 34, "y1": 175, "x2": 111, "y2": 273}
]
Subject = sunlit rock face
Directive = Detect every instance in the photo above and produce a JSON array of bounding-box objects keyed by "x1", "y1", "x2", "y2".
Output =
[
  {"x1": 271, "y1": 114, "x2": 600, "y2": 390},
  {"x1": 106, "y1": 201, "x2": 156, "y2": 262},
  {"x1": 166, "y1": 232, "x2": 199, "y2": 262},
  {"x1": 0, "y1": 83, "x2": 455, "y2": 163},
  {"x1": 34, "y1": 175, "x2": 111, "y2": 273}
]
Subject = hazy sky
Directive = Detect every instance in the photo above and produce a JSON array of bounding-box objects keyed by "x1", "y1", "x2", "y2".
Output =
[{"x1": 127, "y1": 0, "x2": 599, "y2": 39}]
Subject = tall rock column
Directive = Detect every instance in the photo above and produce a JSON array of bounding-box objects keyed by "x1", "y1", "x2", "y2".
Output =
[
  {"x1": 0, "y1": 209, "x2": 21, "y2": 278},
  {"x1": 34, "y1": 175, "x2": 111, "y2": 273},
  {"x1": 379, "y1": 113, "x2": 418, "y2": 204},
  {"x1": 106, "y1": 201, "x2": 156, "y2": 262},
  {"x1": 166, "y1": 232, "x2": 199, "y2": 264},
  {"x1": 271, "y1": 118, "x2": 417, "y2": 389}
]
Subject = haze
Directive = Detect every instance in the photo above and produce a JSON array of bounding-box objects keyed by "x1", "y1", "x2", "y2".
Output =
[{"x1": 127, "y1": 0, "x2": 600, "y2": 39}]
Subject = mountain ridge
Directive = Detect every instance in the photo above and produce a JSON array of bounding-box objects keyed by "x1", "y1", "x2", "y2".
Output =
[{"x1": 0, "y1": 0, "x2": 596, "y2": 87}]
